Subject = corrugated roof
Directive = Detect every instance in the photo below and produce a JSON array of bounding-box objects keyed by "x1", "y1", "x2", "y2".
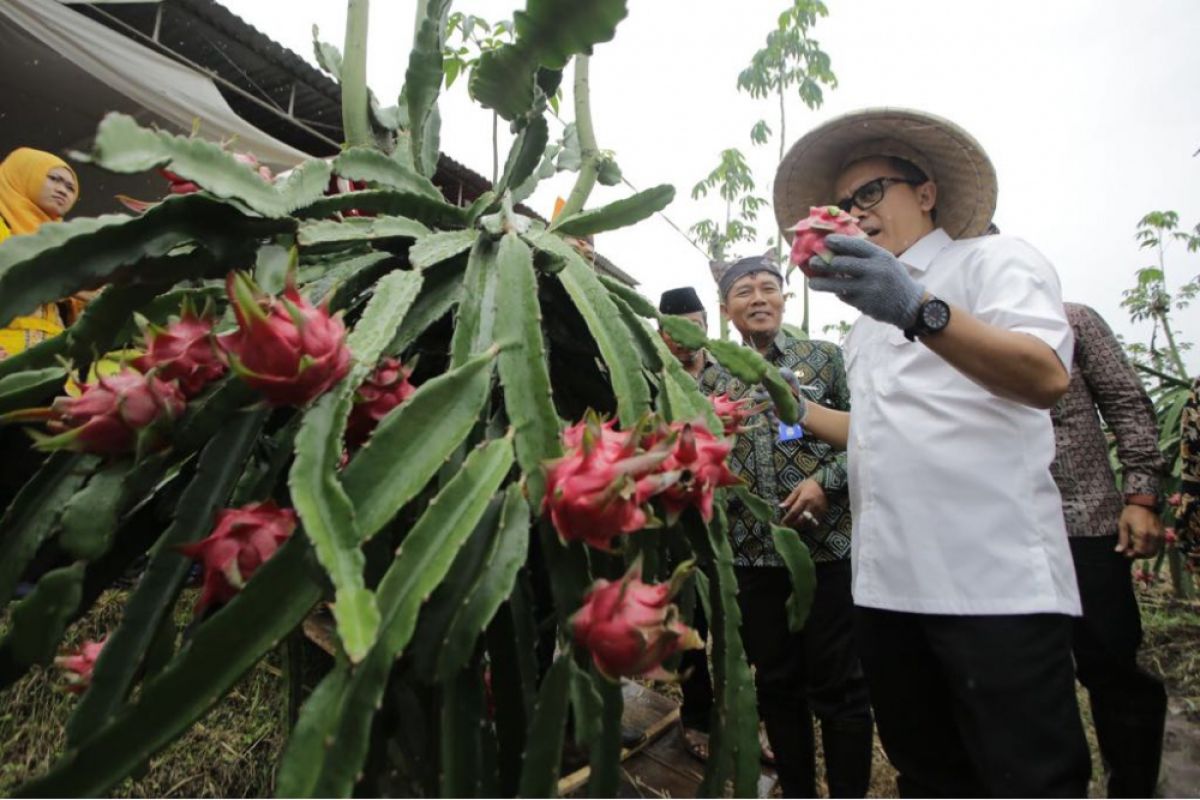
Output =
[{"x1": 65, "y1": 0, "x2": 638, "y2": 286}]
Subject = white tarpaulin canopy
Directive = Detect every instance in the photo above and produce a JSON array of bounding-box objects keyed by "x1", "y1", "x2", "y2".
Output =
[{"x1": 0, "y1": 0, "x2": 311, "y2": 215}]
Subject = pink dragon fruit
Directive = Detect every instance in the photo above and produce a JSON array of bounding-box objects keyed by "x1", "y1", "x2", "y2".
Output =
[
  {"x1": 179, "y1": 501, "x2": 298, "y2": 616},
  {"x1": 709, "y1": 393, "x2": 768, "y2": 436},
  {"x1": 326, "y1": 174, "x2": 373, "y2": 218},
  {"x1": 1133, "y1": 567, "x2": 1158, "y2": 588},
  {"x1": 1167, "y1": 493, "x2": 1182, "y2": 509},
  {"x1": 345, "y1": 358, "x2": 416, "y2": 450},
  {"x1": 656, "y1": 422, "x2": 741, "y2": 523},
  {"x1": 571, "y1": 560, "x2": 702, "y2": 680},
  {"x1": 32, "y1": 369, "x2": 186, "y2": 456},
  {"x1": 1165, "y1": 527, "x2": 1178, "y2": 546},
  {"x1": 788, "y1": 205, "x2": 869, "y2": 278},
  {"x1": 55, "y1": 637, "x2": 107, "y2": 694},
  {"x1": 218, "y1": 271, "x2": 352, "y2": 407},
  {"x1": 132, "y1": 303, "x2": 226, "y2": 398},
  {"x1": 543, "y1": 416, "x2": 673, "y2": 551}
]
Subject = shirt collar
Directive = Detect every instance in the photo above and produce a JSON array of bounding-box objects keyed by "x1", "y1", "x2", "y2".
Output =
[{"x1": 898, "y1": 228, "x2": 952, "y2": 274}]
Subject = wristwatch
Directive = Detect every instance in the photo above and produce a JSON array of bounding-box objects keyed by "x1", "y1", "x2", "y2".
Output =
[{"x1": 903, "y1": 296, "x2": 951, "y2": 341}]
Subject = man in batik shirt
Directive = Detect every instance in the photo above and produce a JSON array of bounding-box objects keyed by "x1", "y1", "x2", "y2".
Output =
[
  {"x1": 1051, "y1": 302, "x2": 1166, "y2": 797},
  {"x1": 699, "y1": 254, "x2": 872, "y2": 798},
  {"x1": 1178, "y1": 378, "x2": 1200, "y2": 566}
]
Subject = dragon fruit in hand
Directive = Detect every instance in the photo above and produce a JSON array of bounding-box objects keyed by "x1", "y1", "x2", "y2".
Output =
[{"x1": 788, "y1": 205, "x2": 868, "y2": 278}]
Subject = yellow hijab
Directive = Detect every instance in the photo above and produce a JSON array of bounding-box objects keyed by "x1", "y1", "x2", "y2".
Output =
[
  {"x1": 0, "y1": 147, "x2": 78, "y2": 234},
  {"x1": 0, "y1": 148, "x2": 81, "y2": 358}
]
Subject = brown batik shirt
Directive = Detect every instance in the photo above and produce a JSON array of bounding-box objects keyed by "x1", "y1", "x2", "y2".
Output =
[
  {"x1": 698, "y1": 329, "x2": 851, "y2": 567},
  {"x1": 1178, "y1": 378, "x2": 1200, "y2": 563},
  {"x1": 1050, "y1": 303, "x2": 1164, "y2": 537}
]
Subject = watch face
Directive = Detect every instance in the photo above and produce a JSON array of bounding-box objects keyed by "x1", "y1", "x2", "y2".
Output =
[{"x1": 922, "y1": 299, "x2": 950, "y2": 331}]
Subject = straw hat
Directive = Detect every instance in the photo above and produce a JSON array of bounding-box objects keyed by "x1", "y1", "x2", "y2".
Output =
[{"x1": 773, "y1": 108, "x2": 997, "y2": 241}]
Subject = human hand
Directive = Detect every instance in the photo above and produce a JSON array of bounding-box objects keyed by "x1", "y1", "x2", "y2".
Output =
[
  {"x1": 808, "y1": 234, "x2": 925, "y2": 329},
  {"x1": 1116, "y1": 504, "x2": 1163, "y2": 558},
  {"x1": 780, "y1": 478, "x2": 828, "y2": 529}
]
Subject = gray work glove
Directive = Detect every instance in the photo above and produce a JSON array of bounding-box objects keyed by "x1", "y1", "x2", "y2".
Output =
[{"x1": 808, "y1": 234, "x2": 925, "y2": 330}]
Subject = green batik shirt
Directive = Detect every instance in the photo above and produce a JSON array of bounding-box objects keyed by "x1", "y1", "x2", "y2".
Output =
[{"x1": 698, "y1": 330, "x2": 852, "y2": 567}]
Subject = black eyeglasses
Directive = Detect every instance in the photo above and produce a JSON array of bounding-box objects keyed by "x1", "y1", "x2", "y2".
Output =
[{"x1": 835, "y1": 177, "x2": 921, "y2": 214}]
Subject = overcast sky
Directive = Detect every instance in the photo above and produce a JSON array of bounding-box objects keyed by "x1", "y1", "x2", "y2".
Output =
[{"x1": 219, "y1": 0, "x2": 1200, "y2": 370}]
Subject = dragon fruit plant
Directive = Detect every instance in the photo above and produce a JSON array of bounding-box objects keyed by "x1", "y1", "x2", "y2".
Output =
[{"x1": 0, "y1": 0, "x2": 811, "y2": 797}]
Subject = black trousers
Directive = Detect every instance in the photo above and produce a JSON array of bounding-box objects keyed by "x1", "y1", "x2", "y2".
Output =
[
  {"x1": 679, "y1": 600, "x2": 713, "y2": 731},
  {"x1": 737, "y1": 561, "x2": 874, "y2": 798},
  {"x1": 1071, "y1": 534, "x2": 1167, "y2": 798},
  {"x1": 855, "y1": 607, "x2": 1091, "y2": 798}
]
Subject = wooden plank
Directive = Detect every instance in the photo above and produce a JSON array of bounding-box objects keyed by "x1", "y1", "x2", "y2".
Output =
[{"x1": 558, "y1": 681, "x2": 681, "y2": 796}]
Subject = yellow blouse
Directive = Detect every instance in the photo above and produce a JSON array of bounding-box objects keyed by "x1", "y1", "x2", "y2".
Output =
[{"x1": 0, "y1": 217, "x2": 66, "y2": 359}]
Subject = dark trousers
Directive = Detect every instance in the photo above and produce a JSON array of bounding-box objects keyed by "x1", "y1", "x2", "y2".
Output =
[
  {"x1": 855, "y1": 607, "x2": 1091, "y2": 798},
  {"x1": 736, "y1": 561, "x2": 874, "y2": 798},
  {"x1": 1071, "y1": 534, "x2": 1167, "y2": 798},
  {"x1": 679, "y1": 601, "x2": 713, "y2": 731}
]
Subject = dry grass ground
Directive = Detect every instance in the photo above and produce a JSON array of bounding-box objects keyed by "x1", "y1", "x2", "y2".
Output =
[
  {"x1": 0, "y1": 590, "x2": 288, "y2": 797},
  {"x1": 2, "y1": 584, "x2": 1197, "y2": 797}
]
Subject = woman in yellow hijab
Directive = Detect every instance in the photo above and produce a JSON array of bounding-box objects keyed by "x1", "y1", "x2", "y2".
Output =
[{"x1": 0, "y1": 147, "x2": 81, "y2": 359}]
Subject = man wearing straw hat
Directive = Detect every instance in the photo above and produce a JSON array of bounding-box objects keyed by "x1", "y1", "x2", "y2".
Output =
[{"x1": 773, "y1": 108, "x2": 1090, "y2": 796}]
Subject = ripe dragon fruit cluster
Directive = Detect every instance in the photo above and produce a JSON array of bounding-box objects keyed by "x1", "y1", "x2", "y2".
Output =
[
  {"x1": 788, "y1": 205, "x2": 869, "y2": 278},
  {"x1": 548, "y1": 398, "x2": 758, "y2": 679},
  {"x1": 18, "y1": 270, "x2": 359, "y2": 458},
  {"x1": 542, "y1": 410, "x2": 741, "y2": 552}
]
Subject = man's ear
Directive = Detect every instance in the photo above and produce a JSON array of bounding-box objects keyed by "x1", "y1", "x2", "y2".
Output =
[{"x1": 918, "y1": 181, "x2": 938, "y2": 213}]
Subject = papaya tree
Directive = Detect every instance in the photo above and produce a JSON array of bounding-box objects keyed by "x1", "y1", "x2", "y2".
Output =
[{"x1": 0, "y1": 0, "x2": 811, "y2": 796}]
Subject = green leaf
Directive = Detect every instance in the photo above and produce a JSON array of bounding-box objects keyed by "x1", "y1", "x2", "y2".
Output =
[
  {"x1": 0, "y1": 195, "x2": 287, "y2": 329},
  {"x1": 469, "y1": 45, "x2": 537, "y2": 122},
  {"x1": 275, "y1": 659, "x2": 353, "y2": 798},
  {"x1": 58, "y1": 462, "x2": 130, "y2": 560},
  {"x1": 512, "y1": 0, "x2": 629, "y2": 69},
  {"x1": 342, "y1": 348, "x2": 497, "y2": 539},
  {"x1": 311, "y1": 24, "x2": 344, "y2": 80},
  {"x1": 18, "y1": 538, "x2": 323, "y2": 798},
  {"x1": 512, "y1": 143, "x2": 561, "y2": 205},
  {"x1": 517, "y1": 654, "x2": 573, "y2": 797},
  {"x1": 285, "y1": 436, "x2": 515, "y2": 797},
  {"x1": 289, "y1": 271, "x2": 422, "y2": 663},
  {"x1": 387, "y1": 256, "x2": 467, "y2": 355},
  {"x1": 294, "y1": 189, "x2": 466, "y2": 229},
  {"x1": 707, "y1": 338, "x2": 765, "y2": 381},
  {"x1": 551, "y1": 184, "x2": 675, "y2": 237},
  {"x1": 732, "y1": 485, "x2": 774, "y2": 523},
  {"x1": 297, "y1": 215, "x2": 430, "y2": 247},
  {"x1": 588, "y1": 678, "x2": 624, "y2": 798},
  {"x1": 409, "y1": 229, "x2": 477, "y2": 270},
  {"x1": 406, "y1": 0, "x2": 453, "y2": 176},
  {"x1": 331, "y1": 147, "x2": 442, "y2": 199},
  {"x1": 533, "y1": 232, "x2": 650, "y2": 427},
  {"x1": 66, "y1": 408, "x2": 267, "y2": 746},
  {"x1": 0, "y1": 367, "x2": 66, "y2": 415},
  {"x1": 770, "y1": 525, "x2": 816, "y2": 632},
  {"x1": 450, "y1": 237, "x2": 502, "y2": 368},
  {"x1": 441, "y1": 656, "x2": 487, "y2": 798},
  {"x1": 0, "y1": 453, "x2": 98, "y2": 607},
  {"x1": 684, "y1": 510, "x2": 761, "y2": 797},
  {"x1": 86, "y1": 113, "x2": 331, "y2": 217},
  {"x1": 1, "y1": 562, "x2": 84, "y2": 669},
  {"x1": 495, "y1": 115, "x2": 549, "y2": 198},
  {"x1": 596, "y1": 156, "x2": 622, "y2": 187},
  {"x1": 437, "y1": 484, "x2": 530, "y2": 679},
  {"x1": 494, "y1": 233, "x2": 561, "y2": 505}
]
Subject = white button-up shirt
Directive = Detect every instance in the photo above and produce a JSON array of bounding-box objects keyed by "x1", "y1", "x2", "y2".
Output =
[{"x1": 843, "y1": 228, "x2": 1081, "y2": 616}]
